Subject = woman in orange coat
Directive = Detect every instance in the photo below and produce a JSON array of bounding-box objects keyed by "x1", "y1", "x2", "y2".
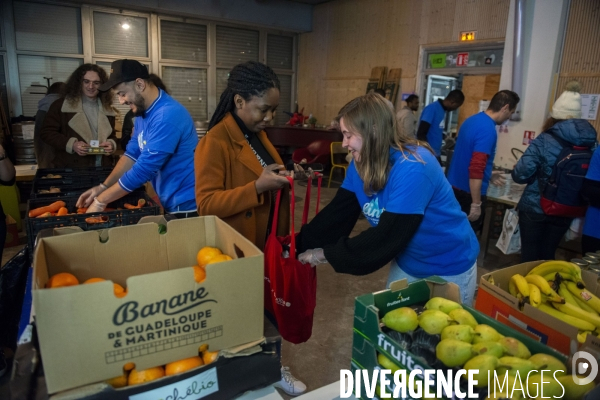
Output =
[{"x1": 194, "y1": 61, "x2": 306, "y2": 396}]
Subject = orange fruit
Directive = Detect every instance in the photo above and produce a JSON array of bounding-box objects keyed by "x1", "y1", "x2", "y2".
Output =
[
  {"x1": 114, "y1": 283, "x2": 127, "y2": 298},
  {"x1": 46, "y1": 272, "x2": 79, "y2": 288},
  {"x1": 202, "y1": 350, "x2": 219, "y2": 365},
  {"x1": 123, "y1": 362, "x2": 135, "y2": 372},
  {"x1": 165, "y1": 356, "x2": 204, "y2": 376},
  {"x1": 205, "y1": 254, "x2": 232, "y2": 265},
  {"x1": 127, "y1": 366, "x2": 165, "y2": 386},
  {"x1": 196, "y1": 247, "x2": 222, "y2": 267},
  {"x1": 193, "y1": 266, "x2": 206, "y2": 283},
  {"x1": 83, "y1": 277, "x2": 105, "y2": 284},
  {"x1": 84, "y1": 278, "x2": 127, "y2": 297},
  {"x1": 106, "y1": 374, "x2": 127, "y2": 388}
]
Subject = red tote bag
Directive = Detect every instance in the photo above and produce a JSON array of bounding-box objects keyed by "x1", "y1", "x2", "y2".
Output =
[{"x1": 264, "y1": 174, "x2": 321, "y2": 344}]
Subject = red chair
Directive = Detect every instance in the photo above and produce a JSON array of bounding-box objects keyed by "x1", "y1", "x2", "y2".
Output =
[{"x1": 291, "y1": 140, "x2": 332, "y2": 165}]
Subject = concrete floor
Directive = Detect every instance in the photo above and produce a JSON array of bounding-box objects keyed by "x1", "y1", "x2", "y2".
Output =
[{"x1": 0, "y1": 177, "x2": 582, "y2": 399}]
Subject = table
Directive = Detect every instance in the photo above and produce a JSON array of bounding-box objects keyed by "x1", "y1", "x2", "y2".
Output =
[{"x1": 15, "y1": 164, "x2": 37, "y2": 182}]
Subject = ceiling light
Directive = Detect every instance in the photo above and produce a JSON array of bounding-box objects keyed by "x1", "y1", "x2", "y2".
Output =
[{"x1": 122, "y1": 23, "x2": 130, "y2": 30}]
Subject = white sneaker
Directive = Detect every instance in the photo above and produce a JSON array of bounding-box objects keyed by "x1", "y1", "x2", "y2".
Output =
[{"x1": 276, "y1": 366, "x2": 307, "y2": 396}]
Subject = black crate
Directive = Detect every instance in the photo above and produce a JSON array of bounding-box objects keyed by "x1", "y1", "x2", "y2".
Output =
[
  {"x1": 31, "y1": 167, "x2": 114, "y2": 199},
  {"x1": 26, "y1": 192, "x2": 159, "y2": 251}
]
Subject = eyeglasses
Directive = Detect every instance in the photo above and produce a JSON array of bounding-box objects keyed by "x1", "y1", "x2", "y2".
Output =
[{"x1": 83, "y1": 79, "x2": 102, "y2": 86}]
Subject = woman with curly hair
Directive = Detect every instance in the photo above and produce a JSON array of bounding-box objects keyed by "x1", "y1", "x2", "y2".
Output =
[{"x1": 40, "y1": 63, "x2": 118, "y2": 168}]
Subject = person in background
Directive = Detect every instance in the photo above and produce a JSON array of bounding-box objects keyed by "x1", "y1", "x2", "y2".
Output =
[
  {"x1": 512, "y1": 82, "x2": 597, "y2": 262},
  {"x1": 77, "y1": 60, "x2": 197, "y2": 218},
  {"x1": 417, "y1": 89, "x2": 464, "y2": 162},
  {"x1": 40, "y1": 64, "x2": 117, "y2": 168},
  {"x1": 447, "y1": 90, "x2": 520, "y2": 233},
  {"x1": 194, "y1": 61, "x2": 307, "y2": 396},
  {"x1": 396, "y1": 94, "x2": 419, "y2": 138},
  {"x1": 581, "y1": 146, "x2": 600, "y2": 254},
  {"x1": 296, "y1": 93, "x2": 479, "y2": 306},
  {"x1": 120, "y1": 74, "x2": 169, "y2": 151},
  {"x1": 34, "y1": 82, "x2": 66, "y2": 168}
]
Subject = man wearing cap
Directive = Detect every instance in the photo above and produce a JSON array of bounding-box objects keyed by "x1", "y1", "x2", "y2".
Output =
[{"x1": 77, "y1": 60, "x2": 198, "y2": 218}]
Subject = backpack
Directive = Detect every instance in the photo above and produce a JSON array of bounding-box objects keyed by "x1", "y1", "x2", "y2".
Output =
[{"x1": 540, "y1": 133, "x2": 592, "y2": 217}]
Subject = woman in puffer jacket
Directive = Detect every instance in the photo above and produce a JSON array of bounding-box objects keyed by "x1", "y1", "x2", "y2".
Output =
[{"x1": 512, "y1": 82, "x2": 597, "y2": 262}]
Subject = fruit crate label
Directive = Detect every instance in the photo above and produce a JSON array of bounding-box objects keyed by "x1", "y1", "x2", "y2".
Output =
[{"x1": 129, "y1": 366, "x2": 219, "y2": 400}]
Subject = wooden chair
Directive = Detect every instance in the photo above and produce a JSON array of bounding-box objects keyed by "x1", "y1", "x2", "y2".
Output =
[{"x1": 328, "y1": 142, "x2": 349, "y2": 188}]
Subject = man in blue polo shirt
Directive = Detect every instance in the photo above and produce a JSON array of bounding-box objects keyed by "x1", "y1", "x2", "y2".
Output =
[
  {"x1": 417, "y1": 89, "x2": 465, "y2": 161},
  {"x1": 447, "y1": 90, "x2": 520, "y2": 232},
  {"x1": 77, "y1": 60, "x2": 198, "y2": 218}
]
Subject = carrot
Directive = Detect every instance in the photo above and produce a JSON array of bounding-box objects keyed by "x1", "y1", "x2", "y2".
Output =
[
  {"x1": 57, "y1": 207, "x2": 69, "y2": 216},
  {"x1": 29, "y1": 201, "x2": 67, "y2": 218},
  {"x1": 77, "y1": 208, "x2": 88, "y2": 214},
  {"x1": 123, "y1": 199, "x2": 146, "y2": 209},
  {"x1": 36, "y1": 212, "x2": 52, "y2": 218},
  {"x1": 85, "y1": 216, "x2": 109, "y2": 224}
]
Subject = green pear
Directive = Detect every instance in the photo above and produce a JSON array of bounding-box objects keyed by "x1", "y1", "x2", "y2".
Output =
[
  {"x1": 527, "y1": 373, "x2": 564, "y2": 399},
  {"x1": 497, "y1": 356, "x2": 537, "y2": 376},
  {"x1": 418, "y1": 309, "x2": 454, "y2": 334},
  {"x1": 472, "y1": 341, "x2": 505, "y2": 358},
  {"x1": 528, "y1": 353, "x2": 566, "y2": 377},
  {"x1": 557, "y1": 375, "x2": 595, "y2": 400},
  {"x1": 377, "y1": 353, "x2": 400, "y2": 373},
  {"x1": 464, "y1": 354, "x2": 499, "y2": 388},
  {"x1": 435, "y1": 339, "x2": 475, "y2": 367},
  {"x1": 382, "y1": 307, "x2": 419, "y2": 333},
  {"x1": 499, "y1": 337, "x2": 531, "y2": 359},
  {"x1": 424, "y1": 297, "x2": 463, "y2": 314},
  {"x1": 441, "y1": 325, "x2": 475, "y2": 343},
  {"x1": 473, "y1": 324, "x2": 503, "y2": 344},
  {"x1": 448, "y1": 309, "x2": 478, "y2": 328}
]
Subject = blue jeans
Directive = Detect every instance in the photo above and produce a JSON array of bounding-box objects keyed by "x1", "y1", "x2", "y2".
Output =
[{"x1": 386, "y1": 261, "x2": 477, "y2": 306}]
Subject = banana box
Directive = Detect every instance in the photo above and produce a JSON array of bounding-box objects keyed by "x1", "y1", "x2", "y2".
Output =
[
  {"x1": 477, "y1": 261, "x2": 600, "y2": 357},
  {"x1": 351, "y1": 277, "x2": 566, "y2": 399}
]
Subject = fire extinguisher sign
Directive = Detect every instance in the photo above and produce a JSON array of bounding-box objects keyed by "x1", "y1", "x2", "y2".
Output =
[{"x1": 456, "y1": 53, "x2": 469, "y2": 67}]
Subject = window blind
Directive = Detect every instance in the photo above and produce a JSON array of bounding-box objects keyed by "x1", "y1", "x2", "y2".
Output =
[
  {"x1": 215, "y1": 26, "x2": 259, "y2": 66},
  {"x1": 161, "y1": 66, "x2": 208, "y2": 122},
  {"x1": 275, "y1": 74, "x2": 292, "y2": 126},
  {"x1": 267, "y1": 34, "x2": 293, "y2": 70},
  {"x1": 93, "y1": 12, "x2": 148, "y2": 57},
  {"x1": 18, "y1": 55, "x2": 82, "y2": 117},
  {"x1": 160, "y1": 20, "x2": 207, "y2": 62},
  {"x1": 14, "y1": 1, "x2": 82, "y2": 54},
  {"x1": 216, "y1": 68, "x2": 230, "y2": 103}
]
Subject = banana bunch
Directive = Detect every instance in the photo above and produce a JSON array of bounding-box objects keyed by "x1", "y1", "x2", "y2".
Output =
[{"x1": 522, "y1": 260, "x2": 600, "y2": 340}]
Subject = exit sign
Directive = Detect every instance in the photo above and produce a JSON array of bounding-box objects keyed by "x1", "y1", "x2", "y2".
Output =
[{"x1": 460, "y1": 31, "x2": 476, "y2": 41}]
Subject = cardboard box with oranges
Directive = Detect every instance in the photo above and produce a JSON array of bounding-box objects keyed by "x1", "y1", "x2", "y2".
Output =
[{"x1": 32, "y1": 216, "x2": 265, "y2": 394}]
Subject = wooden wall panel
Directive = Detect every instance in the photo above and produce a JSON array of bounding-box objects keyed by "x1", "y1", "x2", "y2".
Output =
[
  {"x1": 452, "y1": 0, "x2": 511, "y2": 42},
  {"x1": 297, "y1": 0, "x2": 510, "y2": 123},
  {"x1": 557, "y1": 0, "x2": 600, "y2": 134}
]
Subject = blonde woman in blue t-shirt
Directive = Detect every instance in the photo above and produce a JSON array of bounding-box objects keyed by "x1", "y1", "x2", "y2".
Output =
[{"x1": 297, "y1": 93, "x2": 479, "y2": 305}]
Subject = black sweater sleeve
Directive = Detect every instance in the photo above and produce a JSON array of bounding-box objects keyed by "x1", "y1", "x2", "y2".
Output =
[
  {"x1": 324, "y1": 212, "x2": 423, "y2": 276},
  {"x1": 582, "y1": 178, "x2": 600, "y2": 208},
  {"x1": 416, "y1": 121, "x2": 431, "y2": 143},
  {"x1": 296, "y1": 187, "x2": 361, "y2": 253}
]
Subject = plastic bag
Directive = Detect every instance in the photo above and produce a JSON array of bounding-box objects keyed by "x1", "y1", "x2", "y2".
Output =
[
  {"x1": 496, "y1": 209, "x2": 521, "y2": 255},
  {"x1": 0, "y1": 246, "x2": 30, "y2": 350},
  {"x1": 565, "y1": 217, "x2": 584, "y2": 242}
]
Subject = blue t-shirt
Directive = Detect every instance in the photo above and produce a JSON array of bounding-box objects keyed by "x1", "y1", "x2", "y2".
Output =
[
  {"x1": 341, "y1": 147, "x2": 479, "y2": 277},
  {"x1": 583, "y1": 149, "x2": 600, "y2": 239},
  {"x1": 447, "y1": 112, "x2": 497, "y2": 194},
  {"x1": 120, "y1": 90, "x2": 198, "y2": 213},
  {"x1": 420, "y1": 100, "x2": 446, "y2": 156}
]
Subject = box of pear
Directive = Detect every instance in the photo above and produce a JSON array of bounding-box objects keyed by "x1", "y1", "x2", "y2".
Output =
[
  {"x1": 477, "y1": 260, "x2": 600, "y2": 356},
  {"x1": 31, "y1": 216, "x2": 265, "y2": 394},
  {"x1": 351, "y1": 277, "x2": 586, "y2": 400}
]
